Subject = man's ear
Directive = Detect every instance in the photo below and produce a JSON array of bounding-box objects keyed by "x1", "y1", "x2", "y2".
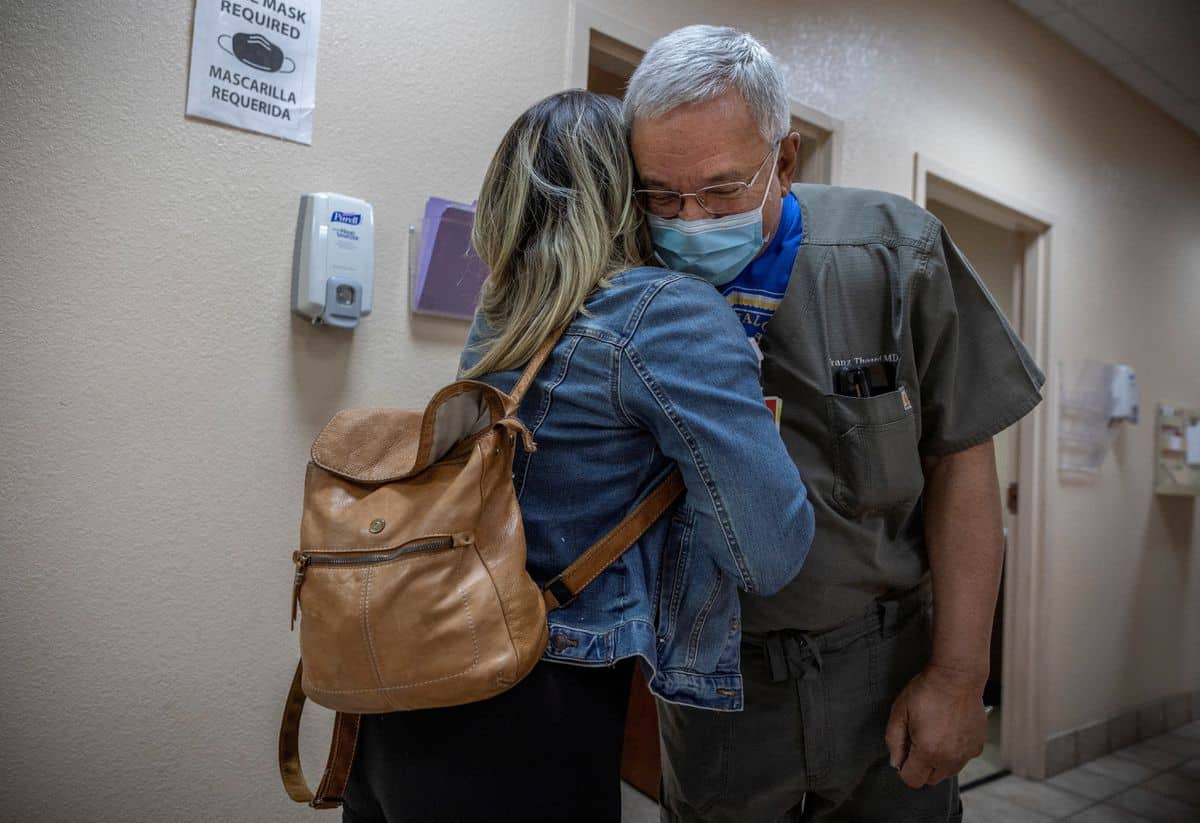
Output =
[{"x1": 776, "y1": 132, "x2": 801, "y2": 191}]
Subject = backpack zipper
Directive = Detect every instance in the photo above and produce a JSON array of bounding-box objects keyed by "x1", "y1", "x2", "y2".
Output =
[{"x1": 290, "y1": 535, "x2": 464, "y2": 629}]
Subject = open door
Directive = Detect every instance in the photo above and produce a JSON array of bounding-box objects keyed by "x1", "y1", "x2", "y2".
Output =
[
  {"x1": 925, "y1": 196, "x2": 1026, "y2": 786},
  {"x1": 915, "y1": 154, "x2": 1053, "y2": 780}
]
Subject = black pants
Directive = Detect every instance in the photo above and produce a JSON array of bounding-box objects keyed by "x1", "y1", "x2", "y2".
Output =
[{"x1": 342, "y1": 658, "x2": 634, "y2": 823}]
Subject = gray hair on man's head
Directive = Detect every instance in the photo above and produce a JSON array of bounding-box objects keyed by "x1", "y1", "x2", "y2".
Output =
[{"x1": 623, "y1": 25, "x2": 789, "y2": 143}]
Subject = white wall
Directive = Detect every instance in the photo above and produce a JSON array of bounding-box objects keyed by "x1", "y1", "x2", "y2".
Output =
[{"x1": 1, "y1": 0, "x2": 1198, "y2": 819}]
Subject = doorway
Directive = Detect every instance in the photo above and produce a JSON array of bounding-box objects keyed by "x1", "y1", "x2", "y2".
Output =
[
  {"x1": 578, "y1": 16, "x2": 843, "y2": 806},
  {"x1": 586, "y1": 29, "x2": 641, "y2": 99},
  {"x1": 925, "y1": 197, "x2": 1024, "y2": 785},
  {"x1": 915, "y1": 154, "x2": 1054, "y2": 782}
]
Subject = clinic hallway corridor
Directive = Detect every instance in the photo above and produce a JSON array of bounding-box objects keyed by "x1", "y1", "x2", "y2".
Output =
[{"x1": 619, "y1": 720, "x2": 1200, "y2": 821}]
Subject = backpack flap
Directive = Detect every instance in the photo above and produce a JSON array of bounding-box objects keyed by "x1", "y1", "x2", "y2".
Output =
[{"x1": 310, "y1": 381, "x2": 514, "y2": 483}]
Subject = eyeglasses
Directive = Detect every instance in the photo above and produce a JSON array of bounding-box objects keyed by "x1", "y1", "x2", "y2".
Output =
[{"x1": 634, "y1": 145, "x2": 778, "y2": 218}]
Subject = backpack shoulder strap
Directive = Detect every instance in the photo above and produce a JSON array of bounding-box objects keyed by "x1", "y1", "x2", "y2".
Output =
[
  {"x1": 278, "y1": 660, "x2": 359, "y2": 809},
  {"x1": 494, "y1": 324, "x2": 686, "y2": 609},
  {"x1": 541, "y1": 468, "x2": 685, "y2": 611},
  {"x1": 505, "y1": 326, "x2": 568, "y2": 410}
]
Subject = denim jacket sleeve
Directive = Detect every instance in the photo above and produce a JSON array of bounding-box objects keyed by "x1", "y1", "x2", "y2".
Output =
[{"x1": 617, "y1": 274, "x2": 816, "y2": 595}]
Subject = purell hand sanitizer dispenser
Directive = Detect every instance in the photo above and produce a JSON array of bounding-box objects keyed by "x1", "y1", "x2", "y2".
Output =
[
  {"x1": 292, "y1": 193, "x2": 375, "y2": 328},
  {"x1": 1108, "y1": 363, "x2": 1139, "y2": 424}
]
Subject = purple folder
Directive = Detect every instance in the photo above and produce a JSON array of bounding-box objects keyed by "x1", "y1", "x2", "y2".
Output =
[{"x1": 413, "y1": 197, "x2": 490, "y2": 320}]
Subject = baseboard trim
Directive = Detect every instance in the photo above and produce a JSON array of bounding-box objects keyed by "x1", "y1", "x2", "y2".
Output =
[{"x1": 1042, "y1": 688, "x2": 1199, "y2": 777}]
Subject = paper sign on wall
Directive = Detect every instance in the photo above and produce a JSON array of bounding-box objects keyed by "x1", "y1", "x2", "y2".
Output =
[
  {"x1": 1186, "y1": 423, "x2": 1200, "y2": 467},
  {"x1": 186, "y1": 0, "x2": 322, "y2": 144}
]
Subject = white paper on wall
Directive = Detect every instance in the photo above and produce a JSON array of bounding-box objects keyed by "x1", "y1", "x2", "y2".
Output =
[
  {"x1": 186, "y1": 0, "x2": 322, "y2": 144},
  {"x1": 1186, "y1": 423, "x2": 1200, "y2": 467}
]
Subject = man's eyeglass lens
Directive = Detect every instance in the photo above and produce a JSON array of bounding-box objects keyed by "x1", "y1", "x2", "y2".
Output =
[
  {"x1": 637, "y1": 184, "x2": 756, "y2": 217},
  {"x1": 635, "y1": 147, "x2": 776, "y2": 218}
]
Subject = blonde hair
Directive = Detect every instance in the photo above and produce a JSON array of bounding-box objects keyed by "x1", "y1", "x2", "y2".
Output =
[{"x1": 462, "y1": 90, "x2": 650, "y2": 378}]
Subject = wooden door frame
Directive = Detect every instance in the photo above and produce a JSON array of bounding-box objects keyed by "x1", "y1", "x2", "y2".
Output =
[
  {"x1": 914, "y1": 153, "x2": 1057, "y2": 779},
  {"x1": 568, "y1": 3, "x2": 653, "y2": 90}
]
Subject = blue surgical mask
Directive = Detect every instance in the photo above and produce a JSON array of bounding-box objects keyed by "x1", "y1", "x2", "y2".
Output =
[{"x1": 647, "y1": 172, "x2": 776, "y2": 287}]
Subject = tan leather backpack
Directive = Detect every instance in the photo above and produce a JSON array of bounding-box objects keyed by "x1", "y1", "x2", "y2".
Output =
[{"x1": 278, "y1": 331, "x2": 682, "y2": 808}]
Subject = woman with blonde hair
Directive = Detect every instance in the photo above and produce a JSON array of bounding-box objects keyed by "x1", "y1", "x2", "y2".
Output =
[{"x1": 341, "y1": 89, "x2": 815, "y2": 823}]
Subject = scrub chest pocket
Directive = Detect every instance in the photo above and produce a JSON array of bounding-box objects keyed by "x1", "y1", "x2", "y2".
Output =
[{"x1": 826, "y1": 387, "x2": 924, "y2": 519}]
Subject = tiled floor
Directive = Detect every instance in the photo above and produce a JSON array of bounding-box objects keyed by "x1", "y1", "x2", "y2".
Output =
[
  {"x1": 619, "y1": 721, "x2": 1200, "y2": 822},
  {"x1": 972, "y1": 721, "x2": 1200, "y2": 821},
  {"x1": 620, "y1": 782, "x2": 659, "y2": 823}
]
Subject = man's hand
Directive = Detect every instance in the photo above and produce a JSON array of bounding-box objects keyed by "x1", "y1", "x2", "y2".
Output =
[
  {"x1": 884, "y1": 664, "x2": 988, "y2": 788},
  {"x1": 886, "y1": 438, "x2": 1001, "y2": 789}
]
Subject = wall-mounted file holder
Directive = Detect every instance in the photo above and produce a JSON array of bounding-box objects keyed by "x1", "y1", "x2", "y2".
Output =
[{"x1": 408, "y1": 197, "x2": 490, "y2": 321}]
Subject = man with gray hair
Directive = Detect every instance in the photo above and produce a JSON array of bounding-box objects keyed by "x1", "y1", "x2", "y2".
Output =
[{"x1": 624, "y1": 25, "x2": 1044, "y2": 822}]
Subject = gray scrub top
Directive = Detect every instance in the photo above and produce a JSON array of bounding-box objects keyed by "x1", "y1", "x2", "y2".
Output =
[{"x1": 743, "y1": 184, "x2": 1045, "y2": 634}]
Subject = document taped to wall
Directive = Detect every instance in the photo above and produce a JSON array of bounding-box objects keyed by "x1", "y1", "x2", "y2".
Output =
[{"x1": 186, "y1": 0, "x2": 322, "y2": 144}]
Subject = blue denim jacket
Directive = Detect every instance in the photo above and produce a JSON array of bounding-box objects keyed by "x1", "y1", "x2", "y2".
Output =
[{"x1": 459, "y1": 267, "x2": 815, "y2": 710}]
